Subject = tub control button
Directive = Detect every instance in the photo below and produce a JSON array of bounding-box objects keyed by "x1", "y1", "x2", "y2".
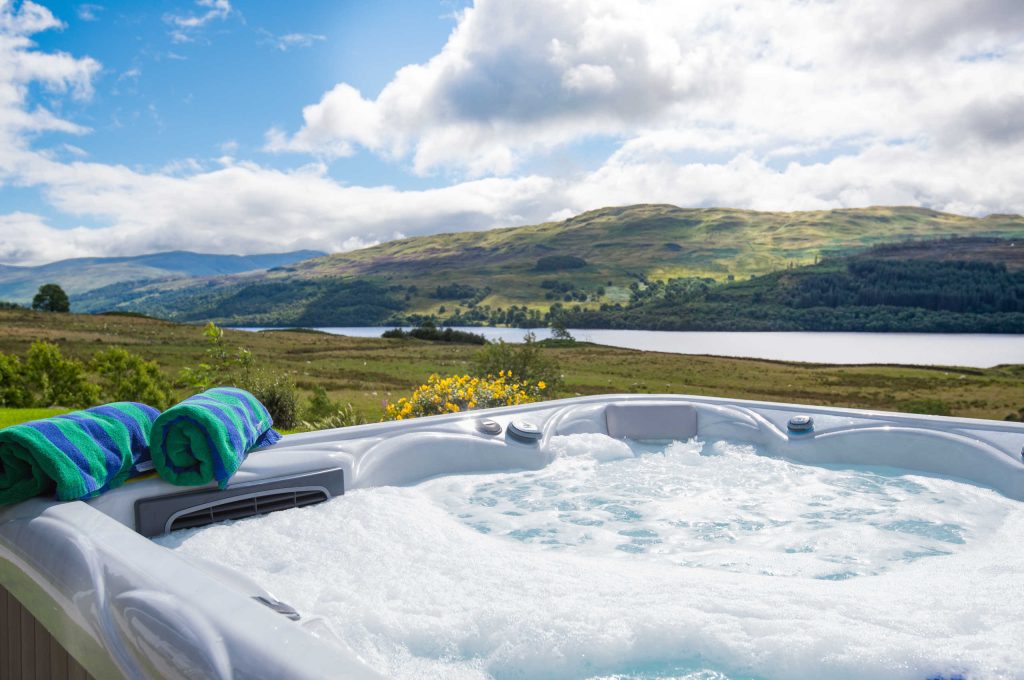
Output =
[
  {"x1": 476, "y1": 418, "x2": 502, "y2": 435},
  {"x1": 508, "y1": 420, "x2": 542, "y2": 442},
  {"x1": 787, "y1": 415, "x2": 814, "y2": 433}
]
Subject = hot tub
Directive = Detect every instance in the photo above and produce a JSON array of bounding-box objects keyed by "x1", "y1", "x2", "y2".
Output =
[{"x1": 2, "y1": 394, "x2": 1024, "y2": 679}]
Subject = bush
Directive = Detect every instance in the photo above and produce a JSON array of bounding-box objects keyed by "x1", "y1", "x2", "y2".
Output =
[
  {"x1": 23, "y1": 341, "x2": 99, "y2": 407},
  {"x1": 298, "y1": 400, "x2": 365, "y2": 432},
  {"x1": 384, "y1": 373, "x2": 548, "y2": 420},
  {"x1": 90, "y1": 347, "x2": 173, "y2": 410},
  {"x1": 0, "y1": 353, "x2": 30, "y2": 407},
  {"x1": 473, "y1": 333, "x2": 561, "y2": 391},
  {"x1": 303, "y1": 385, "x2": 339, "y2": 422},
  {"x1": 239, "y1": 370, "x2": 299, "y2": 430}
]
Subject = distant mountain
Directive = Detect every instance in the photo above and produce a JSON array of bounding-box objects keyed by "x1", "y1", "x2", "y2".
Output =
[
  {"x1": 70, "y1": 205, "x2": 1024, "y2": 329},
  {"x1": 0, "y1": 250, "x2": 326, "y2": 305}
]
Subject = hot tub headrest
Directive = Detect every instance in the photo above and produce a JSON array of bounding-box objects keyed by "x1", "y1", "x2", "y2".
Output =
[{"x1": 604, "y1": 403, "x2": 697, "y2": 441}]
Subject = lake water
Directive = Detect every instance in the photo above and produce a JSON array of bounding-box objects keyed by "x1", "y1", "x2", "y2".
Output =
[{"x1": 237, "y1": 326, "x2": 1024, "y2": 368}]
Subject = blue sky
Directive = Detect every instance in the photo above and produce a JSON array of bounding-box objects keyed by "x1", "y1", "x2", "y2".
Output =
[
  {"x1": 26, "y1": 1, "x2": 466, "y2": 188},
  {"x1": 0, "y1": 0, "x2": 1022, "y2": 264}
]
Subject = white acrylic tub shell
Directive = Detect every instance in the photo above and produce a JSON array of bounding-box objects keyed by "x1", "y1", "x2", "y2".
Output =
[{"x1": 2, "y1": 393, "x2": 1024, "y2": 679}]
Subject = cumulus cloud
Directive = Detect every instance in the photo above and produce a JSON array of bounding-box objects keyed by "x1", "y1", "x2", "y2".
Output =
[{"x1": 269, "y1": 0, "x2": 1024, "y2": 179}]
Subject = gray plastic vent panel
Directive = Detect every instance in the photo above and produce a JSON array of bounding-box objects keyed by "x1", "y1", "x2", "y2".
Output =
[{"x1": 135, "y1": 467, "x2": 344, "y2": 537}]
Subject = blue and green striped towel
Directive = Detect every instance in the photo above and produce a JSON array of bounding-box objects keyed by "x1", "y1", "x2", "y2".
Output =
[
  {"x1": 0, "y1": 402, "x2": 159, "y2": 506},
  {"x1": 150, "y1": 387, "x2": 281, "y2": 488}
]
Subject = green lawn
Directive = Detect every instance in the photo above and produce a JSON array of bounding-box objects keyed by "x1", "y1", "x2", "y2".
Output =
[{"x1": 0, "y1": 407, "x2": 71, "y2": 428}]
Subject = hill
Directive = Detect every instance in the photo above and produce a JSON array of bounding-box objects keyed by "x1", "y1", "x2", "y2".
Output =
[
  {"x1": 558, "y1": 237, "x2": 1024, "y2": 333},
  {"x1": 70, "y1": 205, "x2": 1024, "y2": 327},
  {"x1": 0, "y1": 249, "x2": 326, "y2": 304}
]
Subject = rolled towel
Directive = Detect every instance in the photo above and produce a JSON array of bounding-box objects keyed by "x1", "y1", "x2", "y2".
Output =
[
  {"x1": 0, "y1": 402, "x2": 160, "y2": 506},
  {"x1": 150, "y1": 387, "x2": 281, "y2": 488}
]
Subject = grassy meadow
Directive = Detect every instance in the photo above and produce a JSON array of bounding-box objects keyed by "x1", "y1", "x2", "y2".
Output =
[{"x1": 0, "y1": 309, "x2": 1022, "y2": 426}]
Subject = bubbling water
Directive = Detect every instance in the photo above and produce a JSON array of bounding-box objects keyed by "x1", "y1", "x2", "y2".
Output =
[
  {"x1": 157, "y1": 434, "x2": 1024, "y2": 680},
  {"x1": 434, "y1": 435, "x2": 1001, "y2": 580}
]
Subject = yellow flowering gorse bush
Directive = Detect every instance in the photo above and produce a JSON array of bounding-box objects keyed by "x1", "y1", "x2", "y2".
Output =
[{"x1": 384, "y1": 372, "x2": 547, "y2": 420}]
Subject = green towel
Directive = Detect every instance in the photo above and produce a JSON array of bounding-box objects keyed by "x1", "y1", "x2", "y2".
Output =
[
  {"x1": 0, "y1": 402, "x2": 159, "y2": 506},
  {"x1": 150, "y1": 387, "x2": 281, "y2": 488}
]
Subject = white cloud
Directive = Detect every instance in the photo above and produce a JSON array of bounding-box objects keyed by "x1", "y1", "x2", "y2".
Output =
[
  {"x1": 258, "y1": 29, "x2": 326, "y2": 52},
  {"x1": 269, "y1": 0, "x2": 1024, "y2": 180},
  {"x1": 164, "y1": 0, "x2": 232, "y2": 42},
  {"x1": 76, "y1": 4, "x2": 102, "y2": 22}
]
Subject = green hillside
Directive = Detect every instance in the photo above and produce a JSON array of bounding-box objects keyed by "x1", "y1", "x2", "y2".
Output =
[
  {"x1": 559, "y1": 238, "x2": 1024, "y2": 333},
  {"x1": 72, "y1": 205, "x2": 1024, "y2": 327}
]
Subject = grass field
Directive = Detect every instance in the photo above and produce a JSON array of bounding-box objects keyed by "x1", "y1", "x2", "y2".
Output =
[
  {"x1": 0, "y1": 407, "x2": 71, "y2": 428},
  {"x1": 0, "y1": 309, "x2": 1022, "y2": 425}
]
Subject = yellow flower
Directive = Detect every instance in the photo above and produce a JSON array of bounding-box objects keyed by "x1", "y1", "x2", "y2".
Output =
[{"x1": 537, "y1": 381, "x2": 546, "y2": 390}]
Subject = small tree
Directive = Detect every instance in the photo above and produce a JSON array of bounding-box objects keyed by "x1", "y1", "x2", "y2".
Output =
[
  {"x1": 177, "y1": 322, "x2": 253, "y2": 390},
  {"x1": 549, "y1": 316, "x2": 575, "y2": 341},
  {"x1": 32, "y1": 283, "x2": 70, "y2": 313}
]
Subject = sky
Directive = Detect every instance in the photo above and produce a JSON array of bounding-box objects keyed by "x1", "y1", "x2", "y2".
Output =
[{"x1": 0, "y1": 0, "x2": 1022, "y2": 265}]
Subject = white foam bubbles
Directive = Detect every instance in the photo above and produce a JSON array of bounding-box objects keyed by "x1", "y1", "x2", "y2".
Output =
[{"x1": 157, "y1": 435, "x2": 1024, "y2": 679}]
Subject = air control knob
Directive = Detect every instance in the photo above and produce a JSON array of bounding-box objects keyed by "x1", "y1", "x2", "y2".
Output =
[
  {"x1": 787, "y1": 415, "x2": 814, "y2": 433},
  {"x1": 476, "y1": 418, "x2": 502, "y2": 435},
  {"x1": 508, "y1": 420, "x2": 542, "y2": 442}
]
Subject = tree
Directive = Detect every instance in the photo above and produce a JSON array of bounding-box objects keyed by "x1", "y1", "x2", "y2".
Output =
[
  {"x1": 549, "y1": 316, "x2": 575, "y2": 341},
  {"x1": 32, "y1": 283, "x2": 70, "y2": 313}
]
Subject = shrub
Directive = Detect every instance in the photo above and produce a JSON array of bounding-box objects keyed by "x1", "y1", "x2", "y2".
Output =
[
  {"x1": 239, "y1": 370, "x2": 299, "y2": 430},
  {"x1": 23, "y1": 341, "x2": 99, "y2": 407},
  {"x1": 298, "y1": 400, "x2": 366, "y2": 432},
  {"x1": 90, "y1": 347, "x2": 173, "y2": 410},
  {"x1": 303, "y1": 385, "x2": 339, "y2": 422},
  {"x1": 473, "y1": 332, "x2": 561, "y2": 391},
  {"x1": 0, "y1": 353, "x2": 30, "y2": 407},
  {"x1": 384, "y1": 373, "x2": 548, "y2": 420}
]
